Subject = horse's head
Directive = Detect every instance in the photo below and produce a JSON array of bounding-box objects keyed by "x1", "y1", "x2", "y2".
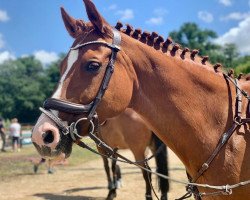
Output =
[{"x1": 32, "y1": 0, "x2": 135, "y2": 160}]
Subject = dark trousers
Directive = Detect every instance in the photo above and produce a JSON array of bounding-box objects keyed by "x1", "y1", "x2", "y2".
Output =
[{"x1": 0, "y1": 132, "x2": 6, "y2": 150}]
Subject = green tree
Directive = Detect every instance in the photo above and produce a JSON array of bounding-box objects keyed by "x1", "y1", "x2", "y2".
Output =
[
  {"x1": 41, "y1": 53, "x2": 64, "y2": 97},
  {"x1": 168, "y1": 23, "x2": 244, "y2": 68},
  {"x1": 169, "y1": 23, "x2": 220, "y2": 57},
  {"x1": 235, "y1": 56, "x2": 250, "y2": 75},
  {"x1": 0, "y1": 54, "x2": 65, "y2": 123},
  {"x1": 223, "y1": 43, "x2": 239, "y2": 68},
  {"x1": 0, "y1": 57, "x2": 47, "y2": 123}
]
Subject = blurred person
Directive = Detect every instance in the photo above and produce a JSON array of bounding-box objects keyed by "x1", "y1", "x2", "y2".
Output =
[
  {"x1": 0, "y1": 117, "x2": 6, "y2": 152},
  {"x1": 33, "y1": 158, "x2": 54, "y2": 174},
  {"x1": 9, "y1": 118, "x2": 21, "y2": 152}
]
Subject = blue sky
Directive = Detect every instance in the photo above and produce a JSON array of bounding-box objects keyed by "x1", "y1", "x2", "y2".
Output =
[{"x1": 0, "y1": 0, "x2": 250, "y2": 65}]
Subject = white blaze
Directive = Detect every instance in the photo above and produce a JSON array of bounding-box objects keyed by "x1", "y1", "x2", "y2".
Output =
[
  {"x1": 32, "y1": 49, "x2": 81, "y2": 149},
  {"x1": 34, "y1": 49, "x2": 79, "y2": 131},
  {"x1": 52, "y1": 49, "x2": 79, "y2": 99}
]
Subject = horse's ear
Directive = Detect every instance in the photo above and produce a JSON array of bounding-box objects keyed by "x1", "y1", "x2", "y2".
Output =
[
  {"x1": 60, "y1": 7, "x2": 85, "y2": 38},
  {"x1": 83, "y1": 0, "x2": 111, "y2": 34}
]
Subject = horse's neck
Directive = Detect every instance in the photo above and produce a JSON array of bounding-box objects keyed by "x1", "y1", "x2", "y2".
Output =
[{"x1": 123, "y1": 36, "x2": 236, "y2": 174}]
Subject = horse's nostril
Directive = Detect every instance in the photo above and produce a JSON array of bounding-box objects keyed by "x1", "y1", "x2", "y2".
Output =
[{"x1": 42, "y1": 131, "x2": 54, "y2": 144}]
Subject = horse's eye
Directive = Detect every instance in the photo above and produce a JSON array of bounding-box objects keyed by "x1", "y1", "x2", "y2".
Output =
[{"x1": 86, "y1": 61, "x2": 101, "y2": 72}]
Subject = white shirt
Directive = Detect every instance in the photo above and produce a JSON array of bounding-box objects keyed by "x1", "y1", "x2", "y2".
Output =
[{"x1": 9, "y1": 123, "x2": 21, "y2": 137}]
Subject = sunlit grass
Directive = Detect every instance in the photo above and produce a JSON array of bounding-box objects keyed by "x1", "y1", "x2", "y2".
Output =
[{"x1": 0, "y1": 138, "x2": 98, "y2": 181}]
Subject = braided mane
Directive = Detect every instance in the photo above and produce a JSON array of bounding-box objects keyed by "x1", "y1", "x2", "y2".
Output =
[{"x1": 114, "y1": 21, "x2": 244, "y2": 80}]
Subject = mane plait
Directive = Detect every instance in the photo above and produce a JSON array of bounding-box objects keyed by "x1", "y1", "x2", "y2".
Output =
[
  {"x1": 201, "y1": 56, "x2": 209, "y2": 65},
  {"x1": 149, "y1": 32, "x2": 158, "y2": 40},
  {"x1": 114, "y1": 22, "x2": 217, "y2": 68},
  {"x1": 181, "y1": 47, "x2": 190, "y2": 59},
  {"x1": 190, "y1": 49, "x2": 199, "y2": 60},
  {"x1": 148, "y1": 32, "x2": 159, "y2": 46},
  {"x1": 162, "y1": 37, "x2": 173, "y2": 52},
  {"x1": 155, "y1": 35, "x2": 164, "y2": 46},
  {"x1": 140, "y1": 31, "x2": 151, "y2": 43},
  {"x1": 113, "y1": 22, "x2": 250, "y2": 79},
  {"x1": 213, "y1": 63, "x2": 222, "y2": 73},
  {"x1": 115, "y1": 21, "x2": 123, "y2": 31},
  {"x1": 237, "y1": 73, "x2": 243, "y2": 80},
  {"x1": 132, "y1": 29, "x2": 142, "y2": 39},
  {"x1": 171, "y1": 44, "x2": 180, "y2": 56},
  {"x1": 124, "y1": 24, "x2": 133, "y2": 36},
  {"x1": 228, "y1": 69, "x2": 235, "y2": 78},
  {"x1": 155, "y1": 35, "x2": 164, "y2": 50}
]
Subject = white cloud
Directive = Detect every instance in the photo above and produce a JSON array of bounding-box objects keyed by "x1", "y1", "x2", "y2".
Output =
[
  {"x1": 220, "y1": 12, "x2": 250, "y2": 21},
  {"x1": 0, "y1": 50, "x2": 59, "y2": 65},
  {"x1": 0, "y1": 10, "x2": 9, "y2": 22},
  {"x1": 215, "y1": 16, "x2": 250, "y2": 54},
  {"x1": 0, "y1": 51, "x2": 15, "y2": 64},
  {"x1": 107, "y1": 4, "x2": 117, "y2": 11},
  {"x1": 115, "y1": 9, "x2": 134, "y2": 21},
  {"x1": 20, "y1": 54, "x2": 29, "y2": 58},
  {"x1": 153, "y1": 8, "x2": 168, "y2": 16},
  {"x1": 218, "y1": 0, "x2": 232, "y2": 6},
  {"x1": 0, "y1": 34, "x2": 5, "y2": 49},
  {"x1": 33, "y1": 50, "x2": 59, "y2": 66},
  {"x1": 145, "y1": 8, "x2": 167, "y2": 26},
  {"x1": 146, "y1": 17, "x2": 164, "y2": 25},
  {"x1": 198, "y1": 11, "x2": 214, "y2": 23}
]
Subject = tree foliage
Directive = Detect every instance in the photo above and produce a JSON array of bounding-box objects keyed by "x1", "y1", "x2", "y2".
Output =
[
  {"x1": 169, "y1": 23, "x2": 219, "y2": 57},
  {"x1": 234, "y1": 56, "x2": 250, "y2": 75},
  {"x1": 0, "y1": 55, "x2": 61, "y2": 123},
  {"x1": 169, "y1": 23, "x2": 242, "y2": 68}
]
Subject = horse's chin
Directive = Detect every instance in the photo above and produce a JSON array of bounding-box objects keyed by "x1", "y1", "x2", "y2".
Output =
[{"x1": 33, "y1": 133, "x2": 73, "y2": 159}]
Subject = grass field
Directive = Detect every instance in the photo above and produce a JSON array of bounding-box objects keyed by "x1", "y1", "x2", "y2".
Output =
[
  {"x1": 0, "y1": 138, "x2": 98, "y2": 181},
  {"x1": 0, "y1": 138, "x2": 195, "y2": 199}
]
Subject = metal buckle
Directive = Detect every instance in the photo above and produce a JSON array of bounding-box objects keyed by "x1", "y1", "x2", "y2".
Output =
[
  {"x1": 69, "y1": 117, "x2": 95, "y2": 140},
  {"x1": 62, "y1": 127, "x2": 69, "y2": 136},
  {"x1": 222, "y1": 185, "x2": 232, "y2": 195},
  {"x1": 234, "y1": 116, "x2": 242, "y2": 125}
]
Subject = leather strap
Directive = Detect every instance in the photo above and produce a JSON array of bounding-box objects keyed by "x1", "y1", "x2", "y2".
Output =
[
  {"x1": 43, "y1": 28, "x2": 121, "y2": 120},
  {"x1": 39, "y1": 107, "x2": 69, "y2": 134},
  {"x1": 44, "y1": 98, "x2": 93, "y2": 114},
  {"x1": 182, "y1": 76, "x2": 249, "y2": 199},
  {"x1": 192, "y1": 122, "x2": 239, "y2": 183}
]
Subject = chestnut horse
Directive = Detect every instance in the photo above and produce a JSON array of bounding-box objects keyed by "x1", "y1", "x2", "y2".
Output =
[
  {"x1": 97, "y1": 108, "x2": 169, "y2": 200},
  {"x1": 32, "y1": 1, "x2": 250, "y2": 199}
]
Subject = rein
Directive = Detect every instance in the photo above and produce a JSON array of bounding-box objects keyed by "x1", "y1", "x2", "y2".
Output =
[
  {"x1": 39, "y1": 28, "x2": 250, "y2": 199},
  {"x1": 178, "y1": 74, "x2": 250, "y2": 200}
]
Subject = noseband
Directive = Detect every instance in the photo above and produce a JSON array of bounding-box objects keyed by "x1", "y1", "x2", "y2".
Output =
[{"x1": 40, "y1": 28, "x2": 121, "y2": 140}]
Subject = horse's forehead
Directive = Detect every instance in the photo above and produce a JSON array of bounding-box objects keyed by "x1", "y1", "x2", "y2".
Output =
[{"x1": 71, "y1": 29, "x2": 100, "y2": 47}]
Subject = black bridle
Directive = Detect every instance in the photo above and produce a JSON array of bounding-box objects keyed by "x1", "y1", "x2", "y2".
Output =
[{"x1": 40, "y1": 28, "x2": 121, "y2": 139}]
